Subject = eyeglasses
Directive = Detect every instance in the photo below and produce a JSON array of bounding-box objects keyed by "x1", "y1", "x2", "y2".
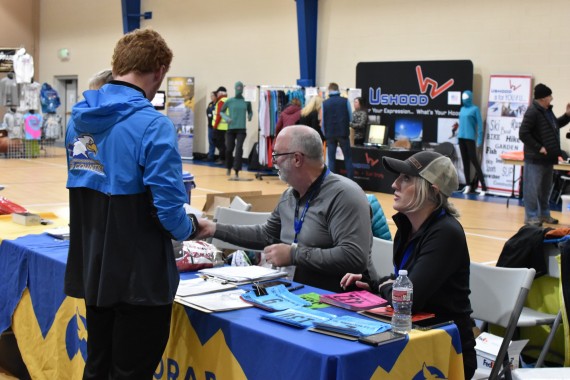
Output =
[{"x1": 271, "y1": 151, "x2": 302, "y2": 161}]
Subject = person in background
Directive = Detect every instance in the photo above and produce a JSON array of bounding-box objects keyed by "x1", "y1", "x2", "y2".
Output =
[
  {"x1": 340, "y1": 151, "x2": 476, "y2": 380},
  {"x1": 275, "y1": 98, "x2": 302, "y2": 136},
  {"x1": 88, "y1": 69, "x2": 113, "y2": 90},
  {"x1": 220, "y1": 81, "x2": 253, "y2": 179},
  {"x1": 298, "y1": 95, "x2": 324, "y2": 141},
  {"x1": 457, "y1": 90, "x2": 487, "y2": 196},
  {"x1": 212, "y1": 86, "x2": 228, "y2": 165},
  {"x1": 322, "y1": 82, "x2": 354, "y2": 179},
  {"x1": 519, "y1": 83, "x2": 570, "y2": 226},
  {"x1": 350, "y1": 96, "x2": 368, "y2": 146},
  {"x1": 64, "y1": 29, "x2": 198, "y2": 379},
  {"x1": 194, "y1": 125, "x2": 377, "y2": 293},
  {"x1": 205, "y1": 91, "x2": 217, "y2": 162}
]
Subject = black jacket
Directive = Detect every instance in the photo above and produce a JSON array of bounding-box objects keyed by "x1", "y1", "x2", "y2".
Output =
[
  {"x1": 496, "y1": 224, "x2": 550, "y2": 277},
  {"x1": 519, "y1": 100, "x2": 570, "y2": 164},
  {"x1": 370, "y1": 207, "x2": 475, "y2": 373}
]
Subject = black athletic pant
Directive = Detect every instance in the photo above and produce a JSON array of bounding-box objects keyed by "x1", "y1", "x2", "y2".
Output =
[
  {"x1": 213, "y1": 129, "x2": 226, "y2": 161},
  {"x1": 83, "y1": 303, "x2": 172, "y2": 380},
  {"x1": 458, "y1": 138, "x2": 487, "y2": 191},
  {"x1": 225, "y1": 129, "x2": 247, "y2": 172}
]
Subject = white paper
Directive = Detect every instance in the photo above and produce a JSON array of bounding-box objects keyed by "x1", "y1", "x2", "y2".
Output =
[
  {"x1": 199, "y1": 266, "x2": 287, "y2": 284},
  {"x1": 175, "y1": 289, "x2": 253, "y2": 312},
  {"x1": 176, "y1": 278, "x2": 236, "y2": 297}
]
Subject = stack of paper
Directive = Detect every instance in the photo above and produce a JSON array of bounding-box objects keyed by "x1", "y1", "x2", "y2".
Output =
[
  {"x1": 319, "y1": 290, "x2": 388, "y2": 311},
  {"x1": 312, "y1": 315, "x2": 392, "y2": 338},
  {"x1": 176, "y1": 278, "x2": 236, "y2": 297},
  {"x1": 359, "y1": 306, "x2": 435, "y2": 323},
  {"x1": 198, "y1": 266, "x2": 287, "y2": 285},
  {"x1": 175, "y1": 289, "x2": 253, "y2": 313},
  {"x1": 44, "y1": 226, "x2": 70, "y2": 240}
]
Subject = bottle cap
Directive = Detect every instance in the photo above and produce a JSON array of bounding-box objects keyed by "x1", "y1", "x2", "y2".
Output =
[{"x1": 398, "y1": 269, "x2": 408, "y2": 276}]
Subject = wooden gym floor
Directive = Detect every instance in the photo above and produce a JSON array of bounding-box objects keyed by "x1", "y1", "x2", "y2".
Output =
[{"x1": 2, "y1": 146, "x2": 567, "y2": 265}]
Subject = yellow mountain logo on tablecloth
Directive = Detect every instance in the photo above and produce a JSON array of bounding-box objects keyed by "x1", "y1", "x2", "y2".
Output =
[
  {"x1": 155, "y1": 303, "x2": 247, "y2": 380},
  {"x1": 370, "y1": 329, "x2": 463, "y2": 379}
]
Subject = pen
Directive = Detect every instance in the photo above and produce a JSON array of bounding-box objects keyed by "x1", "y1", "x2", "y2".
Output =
[{"x1": 289, "y1": 284, "x2": 305, "y2": 291}]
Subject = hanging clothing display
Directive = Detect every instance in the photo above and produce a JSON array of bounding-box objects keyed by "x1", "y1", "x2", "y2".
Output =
[
  {"x1": 20, "y1": 82, "x2": 42, "y2": 111},
  {"x1": 13, "y1": 48, "x2": 34, "y2": 84},
  {"x1": 43, "y1": 113, "x2": 63, "y2": 140},
  {"x1": 40, "y1": 83, "x2": 61, "y2": 113},
  {"x1": 0, "y1": 74, "x2": 19, "y2": 106},
  {"x1": 23, "y1": 111, "x2": 42, "y2": 140},
  {"x1": 3, "y1": 109, "x2": 24, "y2": 139},
  {"x1": 258, "y1": 86, "x2": 305, "y2": 167}
]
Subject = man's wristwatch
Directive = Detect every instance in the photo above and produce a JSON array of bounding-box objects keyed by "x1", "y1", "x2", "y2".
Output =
[{"x1": 187, "y1": 213, "x2": 199, "y2": 240}]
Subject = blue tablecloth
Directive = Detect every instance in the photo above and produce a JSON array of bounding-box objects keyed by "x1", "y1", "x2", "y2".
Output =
[{"x1": 0, "y1": 234, "x2": 465, "y2": 379}]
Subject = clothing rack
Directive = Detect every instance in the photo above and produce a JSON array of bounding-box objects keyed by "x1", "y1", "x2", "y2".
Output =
[{"x1": 256, "y1": 85, "x2": 306, "y2": 179}]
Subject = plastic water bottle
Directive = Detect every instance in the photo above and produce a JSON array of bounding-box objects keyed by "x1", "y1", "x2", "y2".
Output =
[{"x1": 391, "y1": 269, "x2": 413, "y2": 334}]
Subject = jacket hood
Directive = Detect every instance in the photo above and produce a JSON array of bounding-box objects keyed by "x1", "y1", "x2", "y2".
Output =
[
  {"x1": 461, "y1": 90, "x2": 473, "y2": 107},
  {"x1": 71, "y1": 84, "x2": 152, "y2": 134}
]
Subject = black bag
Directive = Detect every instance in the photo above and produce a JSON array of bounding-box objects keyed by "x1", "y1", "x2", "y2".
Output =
[{"x1": 248, "y1": 142, "x2": 260, "y2": 171}]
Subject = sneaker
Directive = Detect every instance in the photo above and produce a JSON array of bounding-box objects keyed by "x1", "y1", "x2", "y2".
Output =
[
  {"x1": 542, "y1": 216, "x2": 559, "y2": 224},
  {"x1": 462, "y1": 186, "x2": 471, "y2": 194},
  {"x1": 525, "y1": 219, "x2": 543, "y2": 227},
  {"x1": 478, "y1": 191, "x2": 486, "y2": 197}
]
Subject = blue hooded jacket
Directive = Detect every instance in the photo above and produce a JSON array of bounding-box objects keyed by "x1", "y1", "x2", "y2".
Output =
[
  {"x1": 65, "y1": 83, "x2": 193, "y2": 306},
  {"x1": 66, "y1": 84, "x2": 192, "y2": 241}
]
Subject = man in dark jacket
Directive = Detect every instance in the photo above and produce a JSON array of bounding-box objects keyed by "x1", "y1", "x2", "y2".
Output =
[
  {"x1": 519, "y1": 83, "x2": 570, "y2": 226},
  {"x1": 322, "y1": 82, "x2": 354, "y2": 179}
]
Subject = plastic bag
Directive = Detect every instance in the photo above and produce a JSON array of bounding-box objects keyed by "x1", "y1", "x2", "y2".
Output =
[
  {"x1": 174, "y1": 240, "x2": 220, "y2": 272},
  {"x1": 0, "y1": 196, "x2": 27, "y2": 215}
]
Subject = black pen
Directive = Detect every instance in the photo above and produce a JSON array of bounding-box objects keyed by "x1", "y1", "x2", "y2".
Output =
[{"x1": 289, "y1": 284, "x2": 305, "y2": 291}]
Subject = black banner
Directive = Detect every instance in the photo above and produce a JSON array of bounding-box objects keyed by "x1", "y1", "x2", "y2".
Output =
[{"x1": 356, "y1": 60, "x2": 473, "y2": 143}]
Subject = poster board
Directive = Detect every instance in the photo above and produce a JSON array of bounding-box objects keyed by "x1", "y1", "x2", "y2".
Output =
[
  {"x1": 482, "y1": 75, "x2": 532, "y2": 196},
  {"x1": 167, "y1": 77, "x2": 195, "y2": 160}
]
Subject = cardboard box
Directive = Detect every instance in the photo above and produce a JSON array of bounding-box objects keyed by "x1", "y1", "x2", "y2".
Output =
[
  {"x1": 12, "y1": 212, "x2": 41, "y2": 226},
  {"x1": 202, "y1": 191, "x2": 281, "y2": 218},
  {"x1": 475, "y1": 332, "x2": 528, "y2": 370}
]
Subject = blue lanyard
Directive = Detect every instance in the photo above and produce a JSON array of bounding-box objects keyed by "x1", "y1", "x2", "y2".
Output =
[
  {"x1": 293, "y1": 169, "x2": 330, "y2": 243},
  {"x1": 395, "y1": 244, "x2": 414, "y2": 274}
]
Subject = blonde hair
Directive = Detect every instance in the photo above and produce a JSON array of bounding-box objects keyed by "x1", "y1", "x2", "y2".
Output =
[
  {"x1": 88, "y1": 69, "x2": 113, "y2": 90},
  {"x1": 300, "y1": 95, "x2": 322, "y2": 118},
  {"x1": 405, "y1": 176, "x2": 460, "y2": 218}
]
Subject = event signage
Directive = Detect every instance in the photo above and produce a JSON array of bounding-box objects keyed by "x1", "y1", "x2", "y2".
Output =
[
  {"x1": 167, "y1": 76, "x2": 195, "y2": 159},
  {"x1": 356, "y1": 60, "x2": 473, "y2": 143},
  {"x1": 482, "y1": 75, "x2": 532, "y2": 196}
]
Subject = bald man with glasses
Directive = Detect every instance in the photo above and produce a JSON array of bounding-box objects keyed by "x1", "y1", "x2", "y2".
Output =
[{"x1": 195, "y1": 125, "x2": 377, "y2": 292}]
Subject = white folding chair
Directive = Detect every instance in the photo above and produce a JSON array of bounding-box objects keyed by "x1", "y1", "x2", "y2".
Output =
[
  {"x1": 510, "y1": 245, "x2": 565, "y2": 378},
  {"x1": 370, "y1": 237, "x2": 393, "y2": 278},
  {"x1": 470, "y1": 263, "x2": 536, "y2": 380},
  {"x1": 210, "y1": 206, "x2": 271, "y2": 251},
  {"x1": 229, "y1": 196, "x2": 252, "y2": 211}
]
